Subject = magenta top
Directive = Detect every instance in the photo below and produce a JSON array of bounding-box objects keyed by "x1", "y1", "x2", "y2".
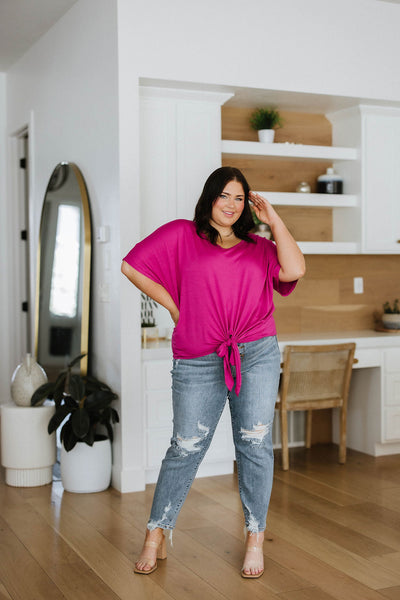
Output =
[{"x1": 123, "y1": 220, "x2": 297, "y2": 394}]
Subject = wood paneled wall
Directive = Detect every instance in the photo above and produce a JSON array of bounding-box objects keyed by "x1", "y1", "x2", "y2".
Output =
[
  {"x1": 222, "y1": 105, "x2": 400, "y2": 334},
  {"x1": 274, "y1": 254, "x2": 400, "y2": 334}
]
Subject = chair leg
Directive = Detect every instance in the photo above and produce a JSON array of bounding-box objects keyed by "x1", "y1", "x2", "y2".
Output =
[
  {"x1": 339, "y1": 406, "x2": 347, "y2": 464},
  {"x1": 305, "y1": 410, "x2": 312, "y2": 449},
  {"x1": 280, "y1": 408, "x2": 289, "y2": 470}
]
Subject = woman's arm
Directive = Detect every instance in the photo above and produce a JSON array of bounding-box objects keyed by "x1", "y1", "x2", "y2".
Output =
[
  {"x1": 249, "y1": 192, "x2": 306, "y2": 282},
  {"x1": 121, "y1": 261, "x2": 180, "y2": 324}
]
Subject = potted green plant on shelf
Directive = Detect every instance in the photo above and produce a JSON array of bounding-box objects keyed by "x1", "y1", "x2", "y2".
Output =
[
  {"x1": 31, "y1": 353, "x2": 119, "y2": 493},
  {"x1": 249, "y1": 107, "x2": 283, "y2": 143},
  {"x1": 382, "y1": 299, "x2": 400, "y2": 330}
]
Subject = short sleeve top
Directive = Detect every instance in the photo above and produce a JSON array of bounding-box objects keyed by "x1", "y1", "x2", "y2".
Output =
[{"x1": 123, "y1": 219, "x2": 297, "y2": 393}]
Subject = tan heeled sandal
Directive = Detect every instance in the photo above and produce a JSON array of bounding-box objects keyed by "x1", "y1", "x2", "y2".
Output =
[
  {"x1": 134, "y1": 532, "x2": 167, "y2": 575},
  {"x1": 241, "y1": 533, "x2": 264, "y2": 579}
]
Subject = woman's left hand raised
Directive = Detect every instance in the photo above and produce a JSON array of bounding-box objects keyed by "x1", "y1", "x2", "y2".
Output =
[{"x1": 249, "y1": 192, "x2": 276, "y2": 226}]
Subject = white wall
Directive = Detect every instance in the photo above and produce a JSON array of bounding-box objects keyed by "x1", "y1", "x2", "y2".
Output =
[
  {"x1": 4, "y1": 0, "x2": 126, "y2": 485},
  {"x1": 120, "y1": 0, "x2": 400, "y2": 102}
]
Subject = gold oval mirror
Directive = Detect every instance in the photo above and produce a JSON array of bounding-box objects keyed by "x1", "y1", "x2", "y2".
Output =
[{"x1": 34, "y1": 162, "x2": 91, "y2": 377}]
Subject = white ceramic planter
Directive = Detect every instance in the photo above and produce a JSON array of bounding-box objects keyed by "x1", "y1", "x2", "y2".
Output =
[
  {"x1": 382, "y1": 313, "x2": 400, "y2": 329},
  {"x1": 60, "y1": 437, "x2": 112, "y2": 493},
  {"x1": 257, "y1": 129, "x2": 275, "y2": 143},
  {"x1": 0, "y1": 404, "x2": 56, "y2": 486}
]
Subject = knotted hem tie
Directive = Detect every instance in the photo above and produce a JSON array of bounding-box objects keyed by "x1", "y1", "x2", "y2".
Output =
[{"x1": 216, "y1": 336, "x2": 242, "y2": 395}]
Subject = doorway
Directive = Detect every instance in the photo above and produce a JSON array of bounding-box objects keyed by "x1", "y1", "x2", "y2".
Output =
[{"x1": 14, "y1": 126, "x2": 31, "y2": 356}]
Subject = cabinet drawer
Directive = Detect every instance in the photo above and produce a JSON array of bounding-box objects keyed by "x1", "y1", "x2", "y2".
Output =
[
  {"x1": 143, "y1": 361, "x2": 172, "y2": 390},
  {"x1": 146, "y1": 390, "x2": 173, "y2": 427},
  {"x1": 385, "y1": 374, "x2": 400, "y2": 407},
  {"x1": 353, "y1": 348, "x2": 382, "y2": 369},
  {"x1": 384, "y1": 349, "x2": 400, "y2": 373},
  {"x1": 384, "y1": 407, "x2": 400, "y2": 442}
]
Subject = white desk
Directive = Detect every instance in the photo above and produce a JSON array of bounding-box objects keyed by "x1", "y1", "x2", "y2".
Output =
[{"x1": 142, "y1": 330, "x2": 400, "y2": 481}]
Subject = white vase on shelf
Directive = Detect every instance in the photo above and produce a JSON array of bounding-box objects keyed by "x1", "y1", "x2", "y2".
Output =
[
  {"x1": 10, "y1": 353, "x2": 47, "y2": 407},
  {"x1": 257, "y1": 129, "x2": 275, "y2": 143}
]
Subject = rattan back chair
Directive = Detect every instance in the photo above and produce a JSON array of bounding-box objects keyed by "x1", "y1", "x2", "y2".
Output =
[{"x1": 277, "y1": 342, "x2": 357, "y2": 470}]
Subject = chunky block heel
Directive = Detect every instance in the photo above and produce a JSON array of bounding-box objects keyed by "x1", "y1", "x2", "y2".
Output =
[{"x1": 134, "y1": 532, "x2": 167, "y2": 574}]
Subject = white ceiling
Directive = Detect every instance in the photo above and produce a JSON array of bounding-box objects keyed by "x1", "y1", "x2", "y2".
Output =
[
  {"x1": 0, "y1": 0, "x2": 399, "y2": 73},
  {"x1": 0, "y1": 0, "x2": 78, "y2": 71}
]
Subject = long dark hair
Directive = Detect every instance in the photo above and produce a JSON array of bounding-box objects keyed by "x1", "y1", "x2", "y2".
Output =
[{"x1": 193, "y1": 166, "x2": 256, "y2": 245}]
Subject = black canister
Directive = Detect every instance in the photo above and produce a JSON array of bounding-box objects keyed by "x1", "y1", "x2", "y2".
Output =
[{"x1": 317, "y1": 167, "x2": 343, "y2": 194}]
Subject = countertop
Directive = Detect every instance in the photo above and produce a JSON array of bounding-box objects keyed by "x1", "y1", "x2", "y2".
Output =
[{"x1": 142, "y1": 329, "x2": 400, "y2": 361}]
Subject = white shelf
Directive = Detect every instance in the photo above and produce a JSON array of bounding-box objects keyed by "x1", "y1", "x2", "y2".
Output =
[
  {"x1": 254, "y1": 191, "x2": 358, "y2": 208},
  {"x1": 221, "y1": 140, "x2": 358, "y2": 161},
  {"x1": 255, "y1": 233, "x2": 359, "y2": 254},
  {"x1": 298, "y1": 242, "x2": 360, "y2": 254}
]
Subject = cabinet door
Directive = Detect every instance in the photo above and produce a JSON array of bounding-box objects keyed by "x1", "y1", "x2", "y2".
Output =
[{"x1": 363, "y1": 112, "x2": 400, "y2": 253}]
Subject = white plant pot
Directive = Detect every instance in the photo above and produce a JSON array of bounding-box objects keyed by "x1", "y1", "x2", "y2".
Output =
[
  {"x1": 257, "y1": 129, "x2": 275, "y2": 143},
  {"x1": 0, "y1": 405, "x2": 56, "y2": 486},
  {"x1": 60, "y1": 437, "x2": 112, "y2": 493},
  {"x1": 382, "y1": 313, "x2": 400, "y2": 330}
]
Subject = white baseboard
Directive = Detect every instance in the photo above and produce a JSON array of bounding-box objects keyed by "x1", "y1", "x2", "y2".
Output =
[
  {"x1": 374, "y1": 442, "x2": 400, "y2": 456},
  {"x1": 112, "y1": 464, "x2": 146, "y2": 493}
]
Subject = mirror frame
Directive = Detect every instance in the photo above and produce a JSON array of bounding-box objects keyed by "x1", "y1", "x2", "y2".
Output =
[{"x1": 34, "y1": 162, "x2": 92, "y2": 375}]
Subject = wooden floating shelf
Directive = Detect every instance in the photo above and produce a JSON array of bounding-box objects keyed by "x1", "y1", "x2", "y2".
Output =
[
  {"x1": 221, "y1": 140, "x2": 358, "y2": 161},
  {"x1": 254, "y1": 191, "x2": 358, "y2": 208}
]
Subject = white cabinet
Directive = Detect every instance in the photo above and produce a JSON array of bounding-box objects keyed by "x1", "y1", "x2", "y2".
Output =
[
  {"x1": 140, "y1": 86, "x2": 233, "y2": 238},
  {"x1": 330, "y1": 105, "x2": 400, "y2": 255},
  {"x1": 142, "y1": 357, "x2": 235, "y2": 484},
  {"x1": 383, "y1": 348, "x2": 400, "y2": 442},
  {"x1": 362, "y1": 109, "x2": 400, "y2": 253}
]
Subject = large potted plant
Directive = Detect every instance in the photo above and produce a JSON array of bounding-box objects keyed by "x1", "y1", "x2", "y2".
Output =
[
  {"x1": 382, "y1": 299, "x2": 400, "y2": 330},
  {"x1": 249, "y1": 107, "x2": 283, "y2": 143},
  {"x1": 31, "y1": 354, "x2": 119, "y2": 493}
]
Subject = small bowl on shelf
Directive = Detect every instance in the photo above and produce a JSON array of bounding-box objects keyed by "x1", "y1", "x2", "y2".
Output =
[{"x1": 381, "y1": 314, "x2": 400, "y2": 330}]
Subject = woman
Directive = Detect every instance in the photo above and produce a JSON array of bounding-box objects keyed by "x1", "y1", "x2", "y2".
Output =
[{"x1": 121, "y1": 166, "x2": 305, "y2": 578}]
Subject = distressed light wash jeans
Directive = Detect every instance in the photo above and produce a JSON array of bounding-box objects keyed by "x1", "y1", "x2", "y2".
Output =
[{"x1": 147, "y1": 335, "x2": 281, "y2": 534}]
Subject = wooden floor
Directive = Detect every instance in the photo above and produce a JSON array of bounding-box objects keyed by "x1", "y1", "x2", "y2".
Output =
[{"x1": 1, "y1": 445, "x2": 400, "y2": 600}]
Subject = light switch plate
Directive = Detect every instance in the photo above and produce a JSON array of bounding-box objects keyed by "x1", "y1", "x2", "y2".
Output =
[{"x1": 353, "y1": 277, "x2": 364, "y2": 294}]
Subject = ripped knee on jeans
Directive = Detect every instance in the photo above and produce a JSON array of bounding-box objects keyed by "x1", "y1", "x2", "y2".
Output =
[
  {"x1": 240, "y1": 421, "x2": 271, "y2": 445},
  {"x1": 175, "y1": 421, "x2": 210, "y2": 456}
]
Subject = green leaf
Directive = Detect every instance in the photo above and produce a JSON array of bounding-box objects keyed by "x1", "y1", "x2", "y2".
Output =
[
  {"x1": 48, "y1": 405, "x2": 72, "y2": 434},
  {"x1": 64, "y1": 395, "x2": 78, "y2": 408},
  {"x1": 68, "y1": 353, "x2": 87, "y2": 369},
  {"x1": 85, "y1": 390, "x2": 117, "y2": 411},
  {"x1": 31, "y1": 382, "x2": 55, "y2": 406},
  {"x1": 71, "y1": 407, "x2": 90, "y2": 438},
  {"x1": 111, "y1": 408, "x2": 120, "y2": 424},
  {"x1": 82, "y1": 427, "x2": 95, "y2": 446},
  {"x1": 84, "y1": 375, "x2": 111, "y2": 393},
  {"x1": 68, "y1": 374, "x2": 85, "y2": 402},
  {"x1": 61, "y1": 421, "x2": 78, "y2": 452}
]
